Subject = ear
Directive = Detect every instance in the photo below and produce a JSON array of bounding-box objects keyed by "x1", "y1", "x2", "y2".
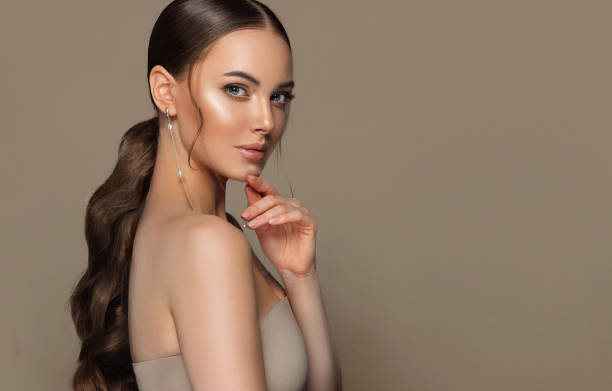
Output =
[{"x1": 149, "y1": 65, "x2": 178, "y2": 116}]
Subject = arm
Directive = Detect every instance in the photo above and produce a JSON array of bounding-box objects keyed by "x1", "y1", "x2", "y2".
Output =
[
  {"x1": 280, "y1": 264, "x2": 343, "y2": 391},
  {"x1": 167, "y1": 216, "x2": 268, "y2": 390}
]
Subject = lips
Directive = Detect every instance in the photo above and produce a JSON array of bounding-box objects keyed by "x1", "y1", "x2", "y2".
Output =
[
  {"x1": 236, "y1": 142, "x2": 267, "y2": 152},
  {"x1": 236, "y1": 146, "x2": 265, "y2": 161}
]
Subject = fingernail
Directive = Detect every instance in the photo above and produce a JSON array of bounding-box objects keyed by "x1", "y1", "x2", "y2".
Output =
[{"x1": 241, "y1": 210, "x2": 251, "y2": 218}]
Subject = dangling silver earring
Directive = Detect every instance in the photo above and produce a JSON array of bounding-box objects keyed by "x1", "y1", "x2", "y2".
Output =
[{"x1": 166, "y1": 107, "x2": 196, "y2": 212}]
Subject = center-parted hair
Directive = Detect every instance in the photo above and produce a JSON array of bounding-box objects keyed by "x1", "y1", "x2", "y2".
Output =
[{"x1": 68, "y1": 1, "x2": 291, "y2": 390}]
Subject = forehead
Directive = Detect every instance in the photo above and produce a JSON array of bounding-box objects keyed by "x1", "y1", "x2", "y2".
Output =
[{"x1": 196, "y1": 28, "x2": 292, "y2": 82}]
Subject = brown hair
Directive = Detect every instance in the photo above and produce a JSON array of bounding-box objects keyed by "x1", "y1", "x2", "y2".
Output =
[{"x1": 68, "y1": 1, "x2": 292, "y2": 389}]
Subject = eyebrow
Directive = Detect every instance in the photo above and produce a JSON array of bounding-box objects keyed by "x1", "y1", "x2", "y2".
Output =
[{"x1": 222, "y1": 70, "x2": 294, "y2": 89}]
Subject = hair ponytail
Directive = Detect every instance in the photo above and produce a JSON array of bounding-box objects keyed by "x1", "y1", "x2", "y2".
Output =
[{"x1": 69, "y1": 117, "x2": 158, "y2": 391}]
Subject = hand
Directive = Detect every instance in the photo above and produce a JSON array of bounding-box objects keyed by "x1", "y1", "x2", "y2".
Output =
[{"x1": 240, "y1": 174, "x2": 317, "y2": 279}]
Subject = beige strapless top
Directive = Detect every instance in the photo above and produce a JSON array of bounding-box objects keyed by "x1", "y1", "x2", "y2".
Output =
[{"x1": 131, "y1": 296, "x2": 308, "y2": 390}]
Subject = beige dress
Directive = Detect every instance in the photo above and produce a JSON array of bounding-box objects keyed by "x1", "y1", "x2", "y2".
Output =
[{"x1": 131, "y1": 295, "x2": 309, "y2": 390}]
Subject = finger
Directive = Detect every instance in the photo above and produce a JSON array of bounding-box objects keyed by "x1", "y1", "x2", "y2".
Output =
[
  {"x1": 267, "y1": 207, "x2": 309, "y2": 225},
  {"x1": 246, "y1": 174, "x2": 279, "y2": 196},
  {"x1": 244, "y1": 183, "x2": 262, "y2": 206},
  {"x1": 287, "y1": 197, "x2": 302, "y2": 208},
  {"x1": 246, "y1": 204, "x2": 290, "y2": 229},
  {"x1": 241, "y1": 194, "x2": 282, "y2": 220}
]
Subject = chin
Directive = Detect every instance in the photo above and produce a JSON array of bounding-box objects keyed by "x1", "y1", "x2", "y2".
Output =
[{"x1": 227, "y1": 168, "x2": 262, "y2": 182}]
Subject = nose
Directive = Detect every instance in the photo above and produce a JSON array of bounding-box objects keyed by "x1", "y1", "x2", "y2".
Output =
[{"x1": 251, "y1": 94, "x2": 274, "y2": 134}]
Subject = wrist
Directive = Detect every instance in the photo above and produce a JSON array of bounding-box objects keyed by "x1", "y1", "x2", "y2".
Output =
[
  {"x1": 279, "y1": 264, "x2": 321, "y2": 302},
  {"x1": 279, "y1": 263, "x2": 317, "y2": 283}
]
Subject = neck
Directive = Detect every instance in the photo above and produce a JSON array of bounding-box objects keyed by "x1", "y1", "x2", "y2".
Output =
[{"x1": 144, "y1": 121, "x2": 228, "y2": 221}]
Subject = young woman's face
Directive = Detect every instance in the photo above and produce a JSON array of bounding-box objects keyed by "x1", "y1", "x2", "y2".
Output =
[{"x1": 174, "y1": 28, "x2": 294, "y2": 181}]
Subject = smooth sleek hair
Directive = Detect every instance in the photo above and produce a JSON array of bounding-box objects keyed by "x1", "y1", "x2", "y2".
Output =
[{"x1": 68, "y1": 1, "x2": 292, "y2": 389}]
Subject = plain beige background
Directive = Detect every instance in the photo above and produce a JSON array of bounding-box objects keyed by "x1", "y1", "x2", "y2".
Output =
[{"x1": 1, "y1": 0, "x2": 611, "y2": 390}]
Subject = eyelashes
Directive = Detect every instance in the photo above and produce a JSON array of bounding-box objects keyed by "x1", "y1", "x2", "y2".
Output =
[{"x1": 223, "y1": 84, "x2": 295, "y2": 105}]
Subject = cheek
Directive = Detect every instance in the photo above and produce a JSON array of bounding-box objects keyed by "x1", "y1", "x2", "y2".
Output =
[{"x1": 200, "y1": 88, "x2": 245, "y2": 128}]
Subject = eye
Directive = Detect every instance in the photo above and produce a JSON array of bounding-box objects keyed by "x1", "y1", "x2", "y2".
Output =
[
  {"x1": 223, "y1": 84, "x2": 295, "y2": 106},
  {"x1": 272, "y1": 91, "x2": 295, "y2": 105},
  {"x1": 223, "y1": 84, "x2": 247, "y2": 97}
]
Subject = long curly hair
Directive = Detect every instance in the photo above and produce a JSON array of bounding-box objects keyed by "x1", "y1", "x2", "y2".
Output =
[{"x1": 68, "y1": 1, "x2": 292, "y2": 389}]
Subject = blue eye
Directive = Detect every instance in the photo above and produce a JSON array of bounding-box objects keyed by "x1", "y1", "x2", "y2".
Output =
[
  {"x1": 224, "y1": 84, "x2": 247, "y2": 97},
  {"x1": 223, "y1": 84, "x2": 295, "y2": 106},
  {"x1": 272, "y1": 92, "x2": 295, "y2": 104}
]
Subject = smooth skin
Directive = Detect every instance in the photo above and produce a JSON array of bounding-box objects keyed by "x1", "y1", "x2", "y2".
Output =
[{"x1": 128, "y1": 28, "x2": 341, "y2": 390}]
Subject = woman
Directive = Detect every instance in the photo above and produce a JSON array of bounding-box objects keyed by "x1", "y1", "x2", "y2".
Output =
[{"x1": 68, "y1": 0, "x2": 342, "y2": 390}]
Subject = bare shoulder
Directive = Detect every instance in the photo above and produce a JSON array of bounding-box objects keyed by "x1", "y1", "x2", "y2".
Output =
[
  {"x1": 157, "y1": 213, "x2": 267, "y2": 389},
  {"x1": 144, "y1": 213, "x2": 253, "y2": 308},
  {"x1": 159, "y1": 213, "x2": 252, "y2": 283}
]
